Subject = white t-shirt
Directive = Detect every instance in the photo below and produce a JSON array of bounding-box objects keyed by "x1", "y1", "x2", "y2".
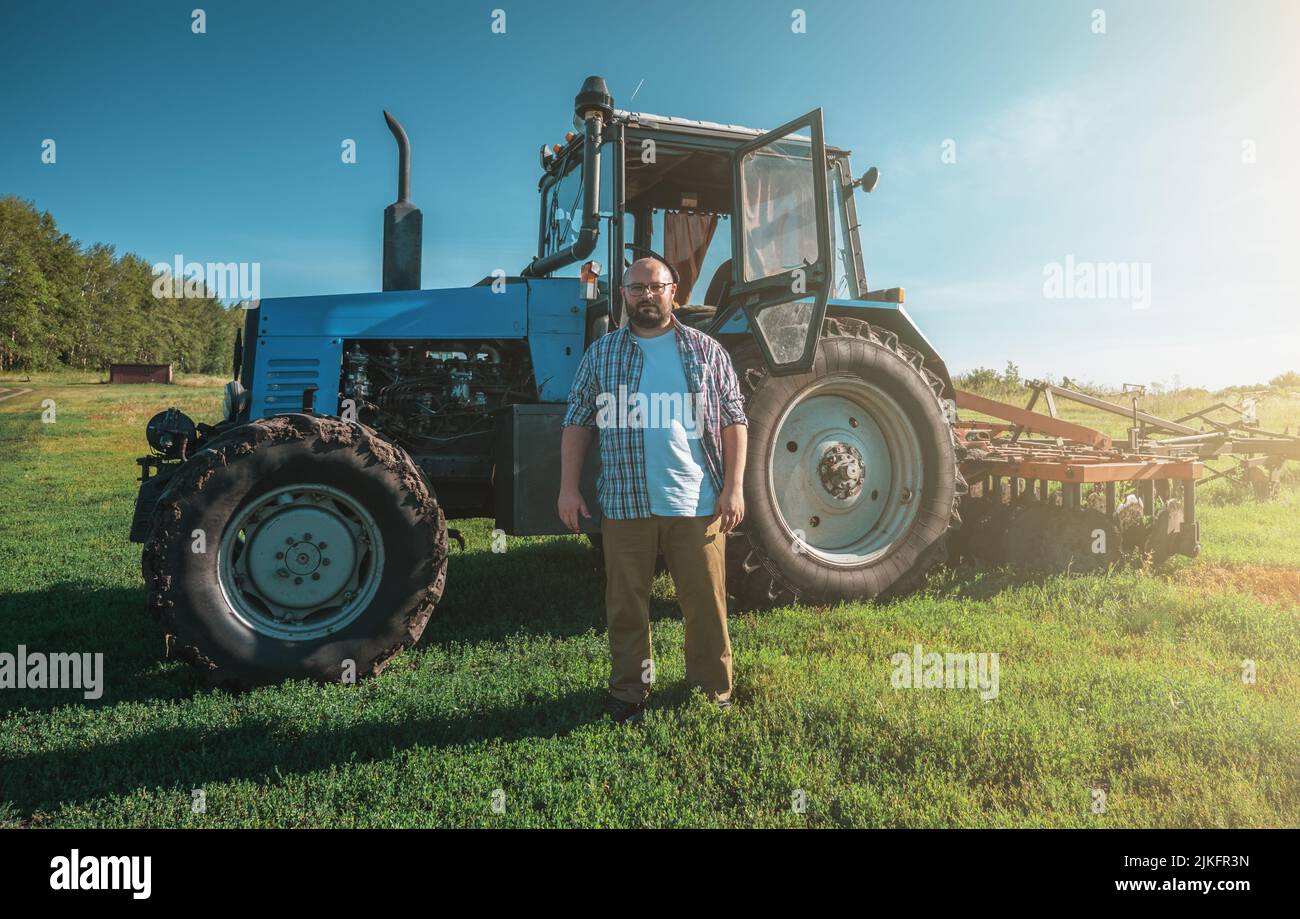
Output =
[{"x1": 632, "y1": 330, "x2": 719, "y2": 516}]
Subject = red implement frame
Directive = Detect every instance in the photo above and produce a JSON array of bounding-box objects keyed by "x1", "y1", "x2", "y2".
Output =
[
  {"x1": 955, "y1": 389, "x2": 1112, "y2": 449},
  {"x1": 952, "y1": 389, "x2": 1202, "y2": 555}
]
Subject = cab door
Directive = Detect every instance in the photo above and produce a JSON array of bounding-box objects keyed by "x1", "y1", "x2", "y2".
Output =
[{"x1": 727, "y1": 109, "x2": 831, "y2": 376}]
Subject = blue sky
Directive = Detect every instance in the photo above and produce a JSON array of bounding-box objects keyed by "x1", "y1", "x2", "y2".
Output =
[{"x1": 3, "y1": 0, "x2": 1297, "y2": 388}]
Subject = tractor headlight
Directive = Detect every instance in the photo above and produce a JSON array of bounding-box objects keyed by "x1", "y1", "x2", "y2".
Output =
[{"x1": 223, "y1": 380, "x2": 248, "y2": 421}]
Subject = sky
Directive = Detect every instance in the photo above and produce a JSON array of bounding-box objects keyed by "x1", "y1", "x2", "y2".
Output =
[{"x1": 2, "y1": 0, "x2": 1297, "y2": 388}]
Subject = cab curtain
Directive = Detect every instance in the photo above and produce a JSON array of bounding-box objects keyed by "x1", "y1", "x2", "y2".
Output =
[{"x1": 663, "y1": 211, "x2": 718, "y2": 305}]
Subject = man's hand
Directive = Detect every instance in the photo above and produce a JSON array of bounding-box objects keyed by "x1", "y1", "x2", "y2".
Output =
[
  {"x1": 558, "y1": 425, "x2": 594, "y2": 533},
  {"x1": 713, "y1": 485, "x2": 745, "y2": 534},
  {"x1": 558, "y1": 487, "x2": 591, "y2": 534},
  {"x1": 716, "y1": 423, "x2": 747, "y2": 535}
]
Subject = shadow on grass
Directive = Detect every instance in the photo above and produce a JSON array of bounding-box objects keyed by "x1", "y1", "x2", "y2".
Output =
[
  {"x1": 0, "y1": 584, "x2": 194, "y2": 715},
  {"x1": 0, "y1": 539, "x2": 689, "y2": 714},
  {"x1": 921, "y1": 561, "x2": 1114, "y2": 601},
  {"x1": 0, "y1": 684, "x2": 622, "y2": 816},
  {"x1": 422, "y1": 538, "x2": 688, "y2": 647},
  {"x1": 0, "y1": 539, "x2": 718, "y2": 816}
]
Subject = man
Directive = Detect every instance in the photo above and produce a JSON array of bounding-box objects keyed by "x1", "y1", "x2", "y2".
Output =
[{"x1": 558, "y1": 257, "x2": 748, "y2": 724}]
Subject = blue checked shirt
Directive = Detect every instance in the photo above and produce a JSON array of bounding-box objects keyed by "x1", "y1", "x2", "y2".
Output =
[{"x1": 563, "y1": 315, "x2": 748, "y2": 520}]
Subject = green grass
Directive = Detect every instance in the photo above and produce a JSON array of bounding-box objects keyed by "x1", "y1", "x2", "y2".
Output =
[{"x1": 1, "y1": 381, "x2": 1298, "y2": 827}]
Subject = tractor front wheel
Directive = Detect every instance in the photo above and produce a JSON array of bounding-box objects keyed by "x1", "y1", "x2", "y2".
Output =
[{"x1": 142, "y1": 413, "x2": 448, "y2": 689}]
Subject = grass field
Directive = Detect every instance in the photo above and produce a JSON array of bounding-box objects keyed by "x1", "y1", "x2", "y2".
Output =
[{"x1": 1, "y1": 374, "x2": 1297, "y2": 828}]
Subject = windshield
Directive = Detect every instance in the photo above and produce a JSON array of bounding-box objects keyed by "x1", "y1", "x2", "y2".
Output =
[
  {"x1": 538, "y1": 141, "x2": 616, "y2": 273},
  {"x1": 540, "y1": 153, "x2": 585, "y2": 260}
]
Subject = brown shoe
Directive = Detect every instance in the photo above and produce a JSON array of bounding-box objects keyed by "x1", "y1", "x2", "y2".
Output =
[{"x1": 603, "y1": 695, "x2": 645, "y2": 724}]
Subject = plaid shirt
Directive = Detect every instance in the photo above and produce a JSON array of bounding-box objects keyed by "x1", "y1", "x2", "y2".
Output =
[{"x1": 563, "y1": 315, "x2": 748, "y2": 520}]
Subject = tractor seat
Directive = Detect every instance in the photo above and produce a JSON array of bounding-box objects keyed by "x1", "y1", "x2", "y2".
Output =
[
  {"x1": 673, "y1": 305, "x2": 716, "y2": 328},
  {"x1": 702, "y1": 258, "x2": 732, "y2": 307},
  {"x1": 670, "y1": 258, "x2": 733, "y2": 327},
  {"x1": 671, "y1": 259, "x2": 733, "y2": 328}
]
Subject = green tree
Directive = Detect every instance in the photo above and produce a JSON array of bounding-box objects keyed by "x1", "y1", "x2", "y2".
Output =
[
  {"x1": 0, "y1": 232, "x2": 55, "y2": 371},
  {"x1": 0, "y1": 195, "x2": 259, "y2": 376}
]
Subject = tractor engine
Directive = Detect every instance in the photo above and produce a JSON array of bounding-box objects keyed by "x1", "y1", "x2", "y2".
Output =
[{"x1": 340, "y1": 339, "x2": 538, "y2": 515}]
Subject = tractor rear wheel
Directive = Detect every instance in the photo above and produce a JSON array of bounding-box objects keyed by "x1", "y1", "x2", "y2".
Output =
[
  {"x1": 142, "y1": 413, "x2": 448, "y2": 689},
  {"x1": 726, "y1": 316, "x2": 961, "y2": 609}
]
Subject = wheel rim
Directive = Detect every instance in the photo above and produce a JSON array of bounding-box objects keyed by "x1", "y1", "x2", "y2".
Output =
[
  {"x1": 766, "y1": 377, "x2": 923, "y2": 567},
  {"x1": 217, "y1": 484, "x2": 385, "y2": 641}
]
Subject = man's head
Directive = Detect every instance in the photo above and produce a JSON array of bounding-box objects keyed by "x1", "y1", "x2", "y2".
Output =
[{"x1": 622, "y1": 257, "x2": 676, "y2": 331}]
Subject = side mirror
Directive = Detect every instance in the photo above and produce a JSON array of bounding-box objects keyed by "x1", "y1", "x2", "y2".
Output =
[{"x1": 853, "y1": 166, "x2": 880, "y2": 193}]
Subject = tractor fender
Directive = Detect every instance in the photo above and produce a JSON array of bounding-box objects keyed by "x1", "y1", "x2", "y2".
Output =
[{"x1": 715, "y1": 300, "x2": 955, "y2": 399}]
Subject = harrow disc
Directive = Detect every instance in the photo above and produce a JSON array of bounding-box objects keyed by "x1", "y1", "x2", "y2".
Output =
[
  {"x1": 955, "y1": 497, "x2": 1016, "y2": 566},
  {"x1": 1007, "y1": 505, "x2": 1120, "y2": 574},
  {"x1": 1144, "y1": 502, "x2": 1184, "y2": 565}
]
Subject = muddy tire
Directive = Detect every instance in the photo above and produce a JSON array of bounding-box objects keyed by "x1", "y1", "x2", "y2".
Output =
[
  {"x1": 142, "y1": 413, "x2": 448, "y2": 689},
  {"x1": 726, "y1": 316, "x2": 961, "y2": 609}
]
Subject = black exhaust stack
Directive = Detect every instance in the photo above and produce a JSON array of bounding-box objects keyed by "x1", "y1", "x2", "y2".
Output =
[
  {"x1": 382, "y1": 111, "x2": 422, "y2": 291},
  {"x1": 521, "y1": 76, "x2": 614, "y2": 278}
]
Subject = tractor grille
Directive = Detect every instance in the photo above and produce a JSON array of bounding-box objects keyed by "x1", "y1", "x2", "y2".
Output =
[{"x1": 261, "y1": 358, "x2": 321, "y2": 415}]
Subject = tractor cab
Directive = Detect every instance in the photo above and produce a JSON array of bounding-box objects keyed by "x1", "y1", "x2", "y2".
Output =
[{"x1": 524, "y1": 77, "x2": 880, "y2": 376}]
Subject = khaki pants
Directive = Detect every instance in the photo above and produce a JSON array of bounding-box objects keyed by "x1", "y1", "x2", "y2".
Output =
[{"x1": 601, "y1": 515, "x2": 732, "y2": 704}]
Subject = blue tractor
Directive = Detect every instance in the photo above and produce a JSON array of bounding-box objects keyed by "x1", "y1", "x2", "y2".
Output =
[{"x1": 129, "y1": 77, "x2": 961, "y2": 688}]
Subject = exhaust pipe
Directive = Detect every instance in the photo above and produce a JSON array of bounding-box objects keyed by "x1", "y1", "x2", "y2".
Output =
[
  {"x1": 522, "y1": 76, "x2": 614, "y2": 278},
  {"x1": 382, "y1": 110, "x2": 422, "y2": 291}
]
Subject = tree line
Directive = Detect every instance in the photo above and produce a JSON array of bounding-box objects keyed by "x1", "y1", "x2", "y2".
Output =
[{"x1": 0, "y1": 196, "x2": 242, "y2": 374}]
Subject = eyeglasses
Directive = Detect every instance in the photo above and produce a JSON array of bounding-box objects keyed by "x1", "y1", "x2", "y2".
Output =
[{"x1": 623, "y1": 282, "x2": 674, "y2": 296}]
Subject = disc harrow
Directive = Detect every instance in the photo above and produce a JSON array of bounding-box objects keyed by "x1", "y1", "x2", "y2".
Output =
[{"x1": 952, "y1": 390, "x2": 1204, "y2": 574}]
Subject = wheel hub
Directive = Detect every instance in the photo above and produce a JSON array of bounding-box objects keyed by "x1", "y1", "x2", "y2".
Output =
[
  {"x1": 218, "y1": 485, "x2": 383, "y2": 640},
  {"x1": 246, "y1": 506, "x2": 358, "y2": 611},
  {"x1": 817, "y1": 442, "x2": 865, "y2": 500},
  {"x1": 286, "y1": 542, "x2": 321, "y2": 576},
  {"x1": 767, "y1": 379, "x2": 923, "y2": 566}
]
